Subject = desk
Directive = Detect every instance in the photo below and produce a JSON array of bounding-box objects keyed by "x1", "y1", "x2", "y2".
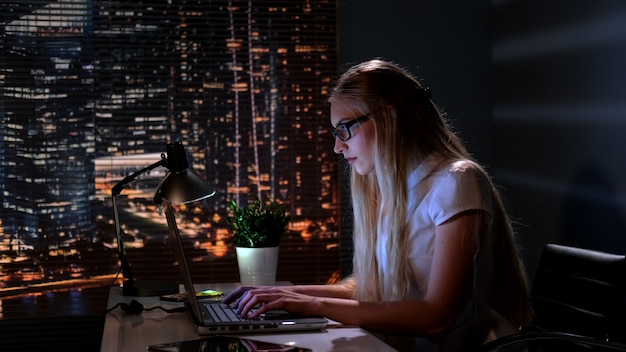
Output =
[{"x1": 101, "y1": 283, "x2": 397, "y2": 352}]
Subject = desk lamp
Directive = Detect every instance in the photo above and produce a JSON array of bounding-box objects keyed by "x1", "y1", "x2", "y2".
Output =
[{"x1": 112, "y1": 141, "x2": 215, "y2": 296}]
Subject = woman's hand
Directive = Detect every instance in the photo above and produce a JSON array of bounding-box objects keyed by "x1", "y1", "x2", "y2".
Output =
[
  {"x1": 221, "y1": 285, "x2": 262, "y2": 305},
  {"x1": 223, "y1": 286, "x2": 318, "y2": 319}
]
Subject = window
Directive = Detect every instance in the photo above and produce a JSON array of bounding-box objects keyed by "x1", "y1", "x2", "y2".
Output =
[{"x1": 0, "y1": 0, "x2": 341, "y2": 316}]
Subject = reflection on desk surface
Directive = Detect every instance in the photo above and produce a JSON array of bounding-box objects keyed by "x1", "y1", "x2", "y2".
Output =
[
  {"x1": 148, "y1": 335, "x2": 312, "y2": 352},
  {"x1": 0, "y1": 285, "x2": 110, "y2": 319}
]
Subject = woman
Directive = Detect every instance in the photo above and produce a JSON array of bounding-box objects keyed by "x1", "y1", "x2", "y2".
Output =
[{"x1": 223, "y1": 59, "x2": 533, "y2": 351}]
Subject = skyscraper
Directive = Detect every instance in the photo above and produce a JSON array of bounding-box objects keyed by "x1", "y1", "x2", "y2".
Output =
[{"x1": 1, "y1": 0, "x2": 95, "y2": 250}]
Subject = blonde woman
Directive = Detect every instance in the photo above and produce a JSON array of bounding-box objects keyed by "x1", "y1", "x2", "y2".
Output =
[{"x1": 224, "y1": 59, "x2": 533, "y2": 351}]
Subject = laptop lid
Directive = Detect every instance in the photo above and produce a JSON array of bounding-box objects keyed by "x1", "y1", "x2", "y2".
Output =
[{"x1": 164, "y1": 201, "x2": 327, "y2": 335}]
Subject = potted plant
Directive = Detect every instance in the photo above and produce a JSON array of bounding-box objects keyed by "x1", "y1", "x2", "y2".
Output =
[{"x1": 227, "y1": 197, "x2": 290, "y2": 285}]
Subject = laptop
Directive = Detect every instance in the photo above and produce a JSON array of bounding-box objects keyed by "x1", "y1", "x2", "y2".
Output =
[{"x1": 166, "y1": 203, "x2": 328, "y2": 335}]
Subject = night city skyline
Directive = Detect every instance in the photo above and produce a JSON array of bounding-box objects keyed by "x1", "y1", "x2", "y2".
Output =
[{"x1": 0, "y1": 0, "x2": 341, "y2": 291}]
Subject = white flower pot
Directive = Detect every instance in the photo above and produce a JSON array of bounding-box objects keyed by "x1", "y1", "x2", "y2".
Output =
[{"x1": 235, "y1": 246, "x2": 279, "y2": 286}]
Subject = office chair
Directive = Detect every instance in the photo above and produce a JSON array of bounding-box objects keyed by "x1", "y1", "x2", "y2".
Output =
[
  {"x1": 476, "y1": 243, "x2": 626, "y2": 352},
  {"x1": 531, "y1": 243, "x2": 625, "y2": 340}
]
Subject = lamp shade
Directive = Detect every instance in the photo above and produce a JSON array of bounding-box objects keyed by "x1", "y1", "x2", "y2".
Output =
[
  {"x1": 153, "y1": 142, "x2": 215, "y2": 204},
  {"x1": 154, "y1": 169, "x2": 215, "y2": 204}
]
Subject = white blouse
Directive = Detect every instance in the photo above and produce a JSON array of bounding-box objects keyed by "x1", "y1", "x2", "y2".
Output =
[{"x1": 375, "y1": 154, "x2": 517, "y2": 351}]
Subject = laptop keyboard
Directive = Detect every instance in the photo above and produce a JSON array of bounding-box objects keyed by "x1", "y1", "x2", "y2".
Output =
[{"x1": 205, "y1": 303, "x2": 254, "y2": 322}]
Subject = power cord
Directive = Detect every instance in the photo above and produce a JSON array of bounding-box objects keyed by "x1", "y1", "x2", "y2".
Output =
[{"x1": 106, "y1": 299, "x2": 186, "y2": 315}]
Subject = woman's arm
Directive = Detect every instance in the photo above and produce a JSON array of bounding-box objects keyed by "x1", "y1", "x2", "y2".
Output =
[
  {"x1": 291, "y1": 278, "x2": 355, "y2": 299},
  {"x1": 222, "y1": 277, "x2": 355, "y2": 304},
  {"x1": 228, "y1": 212, "x2": 484, "y2": 337}
]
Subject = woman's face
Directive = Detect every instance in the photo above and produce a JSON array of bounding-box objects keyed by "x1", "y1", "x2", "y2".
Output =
[{"x1": 330, "y1": 99, "x2": 375, "y2": 175}]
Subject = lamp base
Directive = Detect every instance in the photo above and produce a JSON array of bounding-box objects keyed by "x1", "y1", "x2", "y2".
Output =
[{"x1": 122, "y1": 280, "x2": 179, "y2": 297}]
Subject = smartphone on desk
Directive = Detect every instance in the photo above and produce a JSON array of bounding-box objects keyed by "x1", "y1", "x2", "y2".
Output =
[
  {"x1": 148, "y1": 336, "x2": 312, "y2": 352},
  {"x1": 160, "y1": 289, "x2": 223, "y2": 302}
]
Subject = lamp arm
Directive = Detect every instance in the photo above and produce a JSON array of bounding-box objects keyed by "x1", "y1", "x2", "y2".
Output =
[
  {"x1": 111, "y1": 155, "x2": 167, "y2": 285},
  {"x1": 112, "y1": 156, "x2": 167, "y2": 196},
  {"x1": 112, "y1": 194, "x2": 133, "y2": 281}
]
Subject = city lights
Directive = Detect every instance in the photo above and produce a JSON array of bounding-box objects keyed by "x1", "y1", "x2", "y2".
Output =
[{"x1": 0, "y1": 0, "x2": 341, "y2": 296}]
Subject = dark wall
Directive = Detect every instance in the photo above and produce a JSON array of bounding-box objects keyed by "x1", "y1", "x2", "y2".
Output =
[
  {"x1": 338, "y1": 0, "x2": 493, "y2": 164},
  {"x1": 339, "y1": 0, "x2": 626, "y2": 279},
  {"x1": 491, "y1": 1, "x2": 626, "y2": 277}
]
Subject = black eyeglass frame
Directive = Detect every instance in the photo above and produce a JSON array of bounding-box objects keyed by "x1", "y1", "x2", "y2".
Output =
[{"x1": 331, "y1": 114, "x2": 371, "y2": 142}]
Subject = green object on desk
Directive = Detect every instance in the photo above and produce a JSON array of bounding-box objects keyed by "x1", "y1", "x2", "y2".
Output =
[
  {"x1": 196, "y1": 289, "x2": 223, "y2": 297},
  {"x1": 160, "y1": 290, "x2": 223, "y2": 302}
]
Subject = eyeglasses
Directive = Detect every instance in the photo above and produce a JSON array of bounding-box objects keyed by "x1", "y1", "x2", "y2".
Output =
[{"x1": 330, "y1": 114, "x2": 371, "y2": 142}]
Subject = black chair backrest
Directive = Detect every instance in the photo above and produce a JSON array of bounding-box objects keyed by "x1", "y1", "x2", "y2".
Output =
[{"x1": 531, "y1": 243, "x2": 626, "y2": 341}]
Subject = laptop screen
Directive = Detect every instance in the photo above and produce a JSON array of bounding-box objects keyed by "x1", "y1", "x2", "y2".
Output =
[{"x1": 164, "y1": 201, "x2": 206, "y2": 325}]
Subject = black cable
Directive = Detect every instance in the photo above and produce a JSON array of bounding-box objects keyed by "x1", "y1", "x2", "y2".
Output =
[
  {"x1": 109, "y1": 266, "x2": 123, "y2": 289},
  {"x1": 106, "y1": 299, "x2": 186, "y2": 315}
]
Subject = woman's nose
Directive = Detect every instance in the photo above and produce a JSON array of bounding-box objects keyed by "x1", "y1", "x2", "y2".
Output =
[{"x1": 333, "y1": 137, "x2": 346, "y2": 154}]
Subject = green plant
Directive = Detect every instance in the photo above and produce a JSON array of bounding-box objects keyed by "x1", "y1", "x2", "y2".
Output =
[{"x1": 227, "y1": 197, "x2": 290, "y2": 248}]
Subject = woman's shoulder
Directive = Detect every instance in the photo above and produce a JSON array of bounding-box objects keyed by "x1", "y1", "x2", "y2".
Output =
[
  {"x1": 432, "y1": 156, "x2": 486, "y2": 179},
  {"x1": 413, "y1": 156, "x2": 494, "y2": 225},
  {"x1": 410, "y1": 155, "x2": 487, "y2": 189},
  {"x1": 425, "y1": 157, "x2": 493, "y2": 203}
]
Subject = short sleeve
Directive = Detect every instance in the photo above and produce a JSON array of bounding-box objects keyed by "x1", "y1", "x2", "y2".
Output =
[{"x1": 426, "y1": 161, "x2": 493, "y2": 226}]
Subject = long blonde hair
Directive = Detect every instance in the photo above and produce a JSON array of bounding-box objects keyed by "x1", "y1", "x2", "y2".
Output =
[{"x1": 329, "y1": 59, "x2": 532, "y2": 326}]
